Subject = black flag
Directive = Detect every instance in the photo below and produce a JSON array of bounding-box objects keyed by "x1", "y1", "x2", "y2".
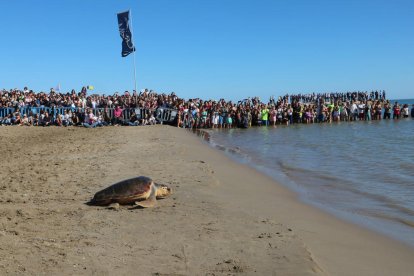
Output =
[{"x1": 117, "y1": 11, "x2": 135, "y2": 57}]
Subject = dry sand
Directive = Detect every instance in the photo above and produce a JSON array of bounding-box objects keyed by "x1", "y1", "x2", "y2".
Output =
[{"x1": 0, "y1": 125, "x2": 413, "y2": 275}]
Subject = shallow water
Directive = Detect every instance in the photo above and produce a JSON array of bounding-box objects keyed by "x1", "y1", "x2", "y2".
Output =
[{"x1": 203, "y1": 99, "x2": 414, "y2": 247}]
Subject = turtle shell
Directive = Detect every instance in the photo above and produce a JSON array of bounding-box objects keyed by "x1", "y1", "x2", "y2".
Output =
[{"x1": 88, "y1": 176, "x2": 153, "y2": 206}]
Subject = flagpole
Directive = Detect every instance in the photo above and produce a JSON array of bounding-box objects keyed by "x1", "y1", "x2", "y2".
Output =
[{"x1": 129, "y1": 9, "x2": 138, "y2": 104}]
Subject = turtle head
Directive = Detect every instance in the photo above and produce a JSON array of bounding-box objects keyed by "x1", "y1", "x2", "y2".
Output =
[{"x1": 155, "y1": 183, "x2": 172, "y2": 198}]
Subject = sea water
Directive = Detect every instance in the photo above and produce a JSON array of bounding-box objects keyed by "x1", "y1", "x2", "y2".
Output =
[{"x1": 203, "y1": 99, "x2": 414, "y2": 247}]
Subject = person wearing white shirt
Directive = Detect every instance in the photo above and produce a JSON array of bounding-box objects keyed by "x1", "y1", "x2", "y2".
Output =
[{"x1": 350, "y1": 102, "x2": 358, "y2": 121}]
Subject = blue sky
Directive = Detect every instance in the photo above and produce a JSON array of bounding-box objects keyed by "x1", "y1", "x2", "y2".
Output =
[{"x1": 0, "y1": 0, "x2": 413, "y2": 100}]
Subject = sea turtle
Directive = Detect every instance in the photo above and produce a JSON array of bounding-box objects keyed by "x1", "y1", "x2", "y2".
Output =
[{"x1": 87, "y1": 176, "x2": 172, "y2": 208}]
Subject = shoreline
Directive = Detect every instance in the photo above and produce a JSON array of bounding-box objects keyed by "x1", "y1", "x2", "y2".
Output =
[
  {"x1": 185, "y1": 127, "x2": 414, "y2": 275},
  {"x1": 193, "y1": 125, "x2": 414, "y2": 249},
  {"x1": 1, "y1": 126, "x2": 413, "y2": 275}
]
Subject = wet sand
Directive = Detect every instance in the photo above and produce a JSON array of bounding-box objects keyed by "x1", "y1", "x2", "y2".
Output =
[{"x1": 0, "y1": 126, "x2": 413, "y2": 275}]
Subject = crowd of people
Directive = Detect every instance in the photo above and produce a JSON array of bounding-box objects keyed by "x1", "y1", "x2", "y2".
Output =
[
  {"x1": 0, "y1": 87, "x2": 175, "y2": 127},
  {"x1": 0, "y1": 106, "x2": 159, "y2": 128},
  {"x1": 1, "y1": 87, "x2": 413, "y2": 128},
  {"x1": 175, "y1": 93, "x2": 413, "y2": 129},
  {"x1": 0, "y1": 86, "x2": 176, "y2": 109},
  {"x1": 287, "y1": 90, "x2": 386, "y2": 104}
]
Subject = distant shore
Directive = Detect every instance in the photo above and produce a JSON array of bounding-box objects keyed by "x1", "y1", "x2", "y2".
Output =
[{"x1": 1, "y1": 126, "x2": 413, "y2": 275}]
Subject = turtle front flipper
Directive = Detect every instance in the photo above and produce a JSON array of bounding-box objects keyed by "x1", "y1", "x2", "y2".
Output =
[{"x1": 135, "y1": 183, "x2": 157, "y2": 208}]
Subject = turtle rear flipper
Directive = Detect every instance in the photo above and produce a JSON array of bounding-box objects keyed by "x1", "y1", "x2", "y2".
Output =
[{"x1": 135, "y1": 184, "x2": 157, "y2": 208}]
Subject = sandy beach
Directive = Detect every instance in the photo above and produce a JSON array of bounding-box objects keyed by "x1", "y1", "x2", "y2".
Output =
[{"x1": 1, "y1": 126, "x2": 413, "y2": 275}]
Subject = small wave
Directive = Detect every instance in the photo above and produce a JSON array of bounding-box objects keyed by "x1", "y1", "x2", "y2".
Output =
[
  {"x1": 399, "y1": 163, "x2": 414, "y2": 176},
  {"x1": 191, "y1": 129, "x2": 211, "y2": 142},
  {"x1": 357, "y1": 209, "x2": 414, "y2": 228},
  {"x1": 278, "y1": 161, "x2": 414, "y2": 216},
  {"x1": 277, "y1": 161, "x2": 346, "y2": 185},
  {"x1": 199, "y1": 136, "x2": 249, "y2": 161}
]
